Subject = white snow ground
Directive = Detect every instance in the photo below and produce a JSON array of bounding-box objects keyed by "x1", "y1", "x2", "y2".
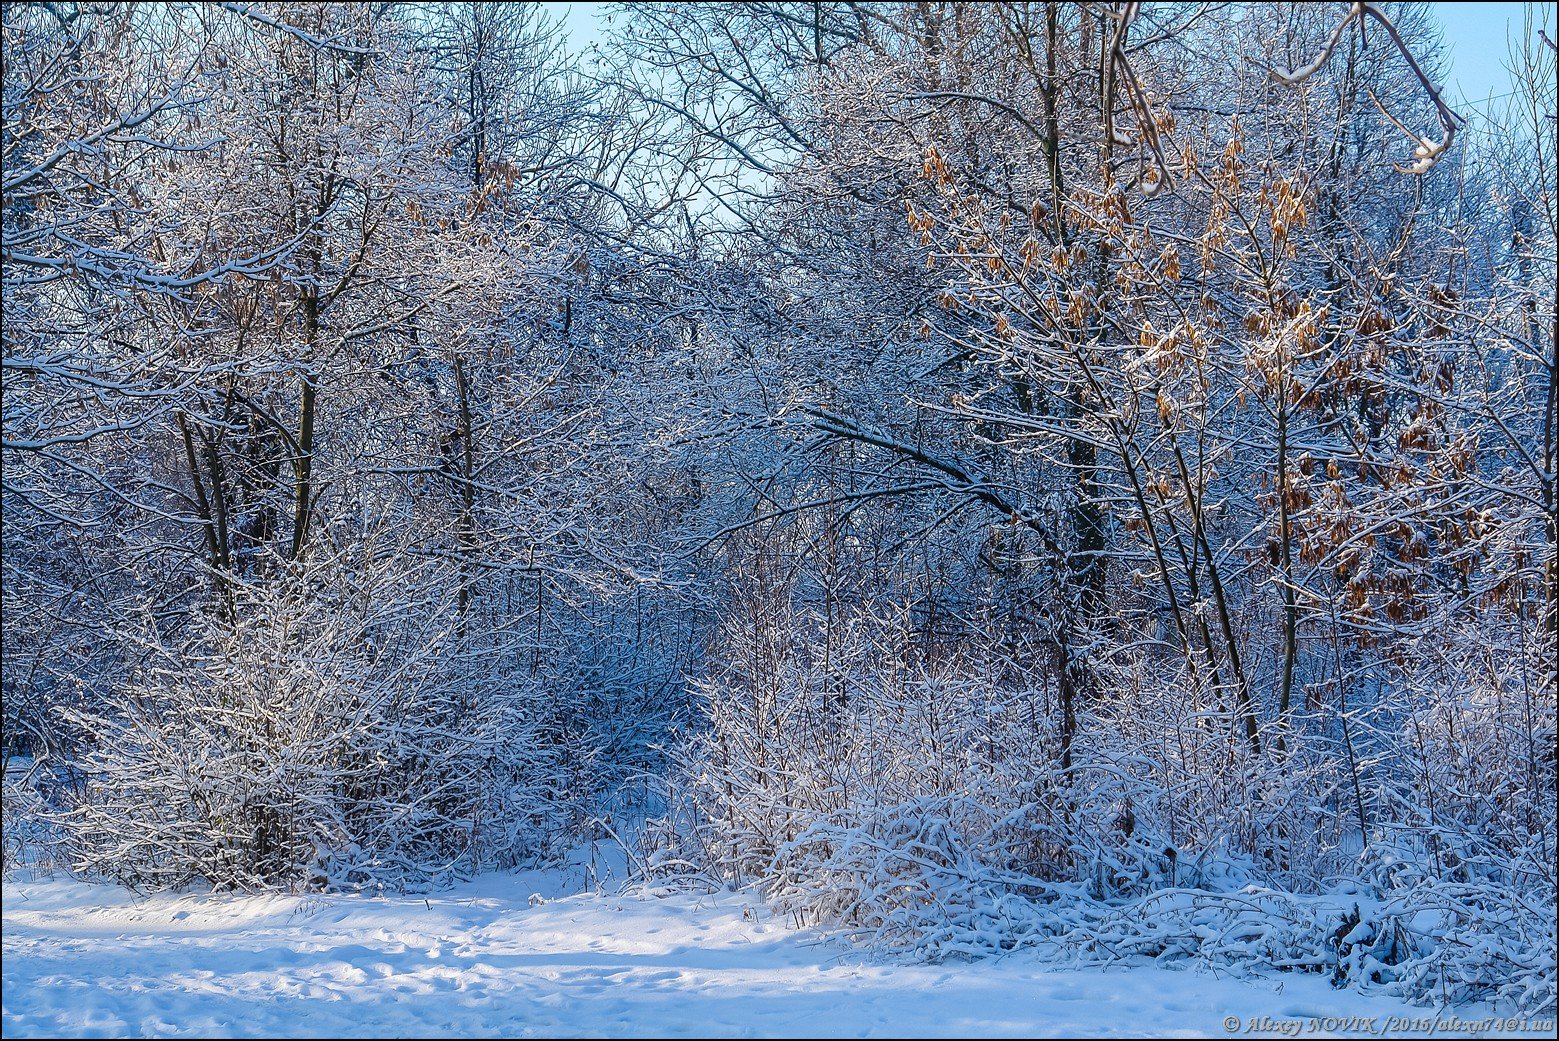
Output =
[{"x1": 3, "y1": 854, "x2": 1552, "y2": 1039}]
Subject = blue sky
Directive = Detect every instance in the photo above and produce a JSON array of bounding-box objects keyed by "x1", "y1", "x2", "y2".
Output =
[
  {"x1": 558, "y1": 2, "x2": 606, "y2": 54},
  {"x1": 556, "y1": 2, "x2": 1550, "y2": 110},
  {"x1": 1434, "y1": 1, "x2": 1549, "y2": 108}
]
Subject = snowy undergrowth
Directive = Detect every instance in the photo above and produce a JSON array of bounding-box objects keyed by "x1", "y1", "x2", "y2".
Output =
[
  {"x1": 650, "y1": 605, "x2": 1557, "y2": 1015},
  {"x1": 1, "y1": 756, "x2": 62, "y2": 882},
  {"x1": 651, "y1": 789, "x2": 1554, "y2": 1015},
  {"x1": 24, "y1": 569, "x2": 607, "y2": 894}
]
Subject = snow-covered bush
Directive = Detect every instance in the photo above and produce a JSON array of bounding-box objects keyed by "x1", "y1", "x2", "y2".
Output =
[
  {"x1": 655, "y1": 595, "x2": 1556, "y2": 1012},
  {"x1": 52, "y1": 562, "x2": 571, "y2": 892},
  {"x1": 1375, "y1": 620, "x2": 1556, "y2": 867},
  {"x1": 1347, "y1": 834, "x2": 1556, "y2": 1011},
  {"x1": 1342, "y1": 617, "x2": 1558, "y2": 1011},
  {"x1": 662, "y1": 598, "x2": 1320, "y2": 915},
  {"x1": 2, "y1": 755, "x2": 65, "y2": 881},
  {"x1": 649, "y1": 601, "x2": 1043, "y2": 945}
]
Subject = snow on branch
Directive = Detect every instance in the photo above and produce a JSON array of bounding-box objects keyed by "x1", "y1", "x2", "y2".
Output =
[
  {"x1": 1265, "y1": 2, "x2": 1463, "y2": 174},
  {"x1": 214, "y1": 3, "x2": 380, "y2": 57}
]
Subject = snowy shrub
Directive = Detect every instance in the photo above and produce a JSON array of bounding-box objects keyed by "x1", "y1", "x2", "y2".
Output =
[
  {"x1": 2, "y1": 755, "x2": 65, "y2": 881},
  {"x1": 1378, "y1": 620, "x2": 1557, "y2": 865},
  {"x1": 1347, "y1": 836, "x2": 1556, "y2": 1011},
  {"x1": 1063, "y1": 885, "x2": 1340, "y2": 974},
  {"x1": 656, "y1": 595, "x2": 1556, "y2": 1013},
  {"x1": 654, "y1": 600, "x2": 1078, "y2": 954},
  {"x1": 52, "y1": 568, "x2": 570, "y2": 892},
  {"x1": 1348, "y1": 619, "x2": 1558, "y2": 1010},
  {"x1": 763, "y1": 794, "x2": 1081, "y2": 959}
]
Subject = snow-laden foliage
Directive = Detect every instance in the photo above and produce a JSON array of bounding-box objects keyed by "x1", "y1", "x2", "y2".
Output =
[
  {"x1": 1, "y1": 757, "x2": 63, "y2": 882},
  {"x1": 52, "y1": 558, "x2": 576, "y2": 891},
  {"x1": 650, "y1": 594, "x2": 1554, "y2": 1011}
]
